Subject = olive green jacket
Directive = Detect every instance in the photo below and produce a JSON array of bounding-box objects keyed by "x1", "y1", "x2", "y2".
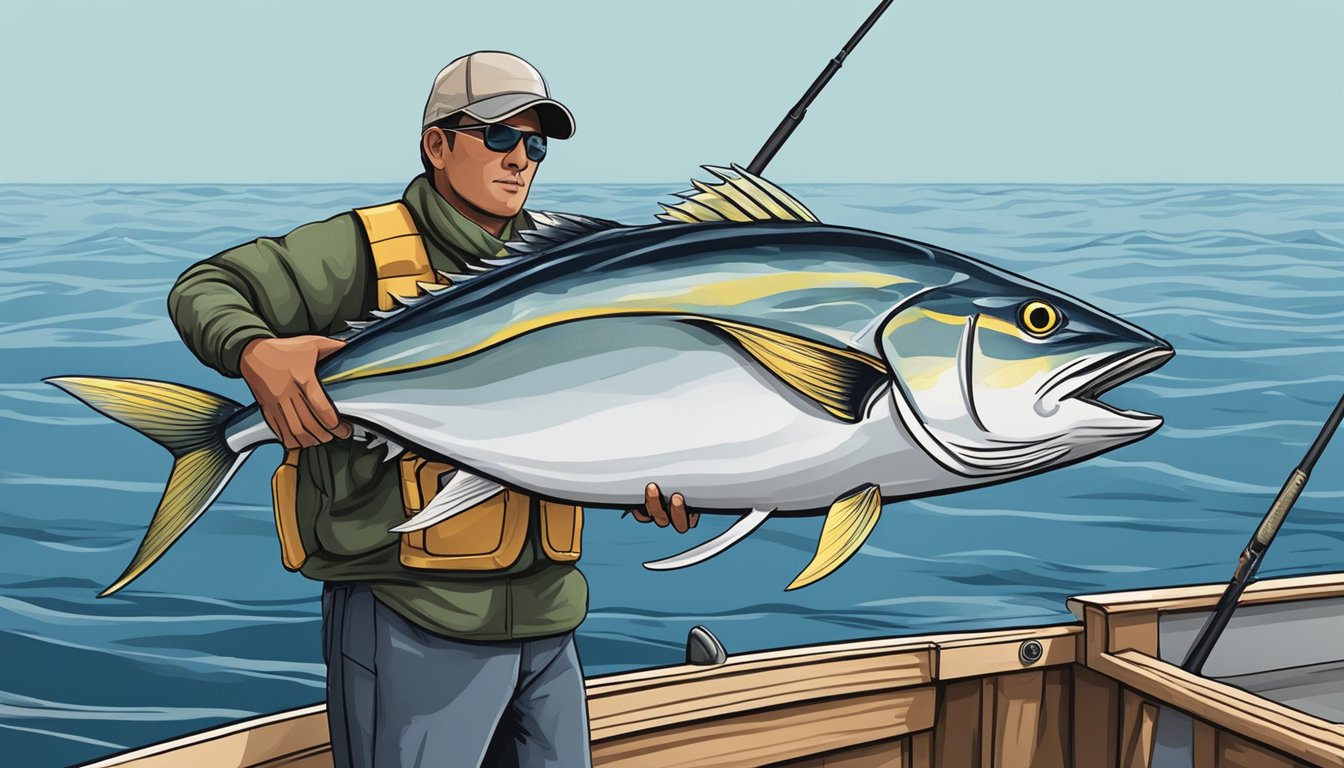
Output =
[{"x1": 168, "y1": 176, "x2": 587, "y2": 641}]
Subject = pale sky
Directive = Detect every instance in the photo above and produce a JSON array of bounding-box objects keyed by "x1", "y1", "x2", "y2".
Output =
[{"x1": 2, "y1": 0, "x2": 1341, "y2": 184}]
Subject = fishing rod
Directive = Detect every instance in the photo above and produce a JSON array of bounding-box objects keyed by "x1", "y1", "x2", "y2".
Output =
[
  {"x1": 1180, "y1": 391, "x2": 1344, "y2": 675},
  {"x1": 746, "y1": 0, "x2": 894, "y2": 176}
]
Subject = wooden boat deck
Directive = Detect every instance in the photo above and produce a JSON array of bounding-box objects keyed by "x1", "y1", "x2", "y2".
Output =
[{"x1": 78, "y1": 572, "x2": 1344, "y2": 768}]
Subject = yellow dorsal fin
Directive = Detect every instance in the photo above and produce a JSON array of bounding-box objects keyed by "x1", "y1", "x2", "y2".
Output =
[
  {"x1": 683, "y1": 317, "x2": 887, "y2": 422},
  {"x1": 693, "y1": 178, "x2": 769, "y2": 219},
  {"x1": 788, "y1": 485, "x2": 882, "y2": 590},
  {"x1": 656, "y1": 164, "x2": 820, "y2": 224}
]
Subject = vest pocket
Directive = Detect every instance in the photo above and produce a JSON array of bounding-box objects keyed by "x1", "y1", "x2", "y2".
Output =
[
  {"x1": 421, "y1": 491, "x2": 508, "y2": 556},
  {"x1": 270, "y1": 449, "x2": 307, "y2": 570},
  {"x1": 396, "y1": 454, "x2": 529, "y2": 570},
  {"x1": 540, "y1": 501, "x2": 583, "y2": 562}
]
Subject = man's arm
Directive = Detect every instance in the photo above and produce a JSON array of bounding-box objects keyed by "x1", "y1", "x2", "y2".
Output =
[
  {"x1": 168, "y1": 214, "x2": 369, "y2": 447},
  {"x1": 169, "y1": 214, "x2": 370, "y2": 376}
]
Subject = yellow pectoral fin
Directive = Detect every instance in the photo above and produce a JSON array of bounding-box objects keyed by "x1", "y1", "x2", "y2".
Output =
[
  {"x1": 683, "y1": 317, "x2": 889, "y2": 422},
  {"x1": 787, "y1": 485, "x2": 883, "y2": 590}
]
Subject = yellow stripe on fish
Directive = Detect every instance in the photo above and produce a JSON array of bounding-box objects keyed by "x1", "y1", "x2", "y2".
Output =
[
  {"x1": 880, "y1": 306, "x2": 968, "y2": 335},
  {"x1": 324, "y1": 271, "x2": 908, "y2": 385},
  {"x1": 981, "y1": 356, "x2": 1058, "y2": 390},
  {"x1": 977, "y1": 314, "x2": 1024, "y2": 338},
  {"x1": 901, "y1": 356, "x2": 957, "y2": 392},
  {"x1": 974, "y1": 314, "x2": 1062, "y2": 389},
  {"x1": 618, "y1": 270, "x2": 910, "y2": 308}
]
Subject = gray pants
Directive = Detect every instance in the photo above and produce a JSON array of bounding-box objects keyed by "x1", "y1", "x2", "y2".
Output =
[{"x1": 321, "y1": 582, "x2": 592, "y2": 768}]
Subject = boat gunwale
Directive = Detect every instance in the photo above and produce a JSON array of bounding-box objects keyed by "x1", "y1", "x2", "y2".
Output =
[
  {"x1": 586, "y1": 622, "x2": 1078, "y2": 693},
  {"x1": 588, "y1": 623, "x2": 1079, "y2": 743},
  {"x1": 1094, "y1": 648, "x2": 1344, "y2": 765},
  {"x1": 1073, "y1": 571, "x2": 1344, "y2": 766},
  {"x1": 1065, "y1": 570, "x2": 1344, "y2": 618}
]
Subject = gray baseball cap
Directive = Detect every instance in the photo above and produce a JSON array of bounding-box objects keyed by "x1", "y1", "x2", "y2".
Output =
[{"x1": 422, "y1": 51, "x2": 575, "y2": 139}]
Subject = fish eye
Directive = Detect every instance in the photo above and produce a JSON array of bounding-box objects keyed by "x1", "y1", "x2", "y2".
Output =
[{"x1": 1018, "y1": 300, "x2": 1062, "y2": 337}]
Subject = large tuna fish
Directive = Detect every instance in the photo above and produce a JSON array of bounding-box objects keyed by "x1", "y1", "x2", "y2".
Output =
[{"x1": 49, "y1": 166, "x2": 1172, "y2": 595}]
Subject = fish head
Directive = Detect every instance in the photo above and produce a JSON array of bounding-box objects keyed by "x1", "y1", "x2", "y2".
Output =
[{"x1": 876, "y1": 271, "x2": 1173, "y2": 478}]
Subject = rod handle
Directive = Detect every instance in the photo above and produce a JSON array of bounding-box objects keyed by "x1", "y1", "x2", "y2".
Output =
[{"x1": 1256, "y1": 468, "x2": 1307, "y2": 548}]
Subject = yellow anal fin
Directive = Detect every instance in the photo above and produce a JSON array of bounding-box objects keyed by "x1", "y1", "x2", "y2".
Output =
[
  {"x1": 788, "y1": 485, "x2": 882, "y2": 590},
  {"x1": 684, "y1": 317, "x2": 888, "y2": 422}
]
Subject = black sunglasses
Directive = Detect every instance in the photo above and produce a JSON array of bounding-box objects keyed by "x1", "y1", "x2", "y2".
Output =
[{"x1": 448, "y1": 123, "x2": 548, "y2": 163}]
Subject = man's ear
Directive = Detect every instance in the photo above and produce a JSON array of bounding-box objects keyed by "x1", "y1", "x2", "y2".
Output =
[{"x1": 422, "y1": 128, "x2": 449, "y2": 171}]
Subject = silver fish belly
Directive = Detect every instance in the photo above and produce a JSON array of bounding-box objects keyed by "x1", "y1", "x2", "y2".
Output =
[{"x1": 322, "y1": 315, "x2": 948, "y2": 511}]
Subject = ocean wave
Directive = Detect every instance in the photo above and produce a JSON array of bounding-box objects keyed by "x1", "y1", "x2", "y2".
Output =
[
  {"x1": 1085, "y1": 457, "x2": 1344, "y2": 497},
  {"x1": 0, "y1": 691, "x2": 254, "y2": 724},
  {"x1": 0, "y1": 576, "x2": 104, "y2": 591},
  {"x1": 1124, "y1": 299, "x2": 1344, "y2": 323},
  {"x1": 1047, "y1": 250, "x2": 1344, "y2": 272},
  {"x1": 856, "y1": 544, "x2": 1155, "y2": 575},
  {"x1": 0, "y1": 409, "x2": 112, "y2": 426},
  {"x1": 853, "y1": 593, "x2": 1031, "y2": 609},
  {"x1": 0, "y1": 473, "x2": 164, "y2": 494},
  {"x1": 7, "y1": 630, "x2": 325, "y2": 685},
  {"x1": 1078, "y1": 228, "x2": 1344, "y2": 249},
  {"x1": 98, "y1": 589, "x2": 318, "y2": 613},
  {"x1": 905, "y1": 499, "x2": 1154, "y2": 524},
  {"x1": 1158, "y1": 419, "x2": 1324, "y2": 439},
  {"x1": 1132, "y1": 374, "x2": 1344, "y2": 399},
  {"x1": 0, "y1": 275, "x2": 171, "y2": 299},
  {"x1": 940, "y1": 554, "x2": 1161, "y2": 575},
  {"x1": 854, "y1": 545, "x2": 941, "y2": 562},
  {"x1": 1174, "y1": 343, "x2": 1344, "y2": 360},
  {"x1": 33, "y1": 540, "x2": 128, "y2": 553},
  {"x1": 0, "y1": 382, "x2": 100, "y2": 404},
  {"x1": 0, "y1": 721, "x2": 125, "y2": 751},
  {"x1": 0, "y1": 252, "x2": 179, "y2": 271},
  {"x1": 0, "y1": 592, "x2": 311, "y2": 626},
  {"x1": 0, "y1": 319, "x2": 176, "y2": 348}
]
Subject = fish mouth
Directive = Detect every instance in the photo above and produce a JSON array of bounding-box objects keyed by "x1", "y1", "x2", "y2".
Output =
[{"x1": 1047, "y1": 344, "x2": 1174, "y2": 423}]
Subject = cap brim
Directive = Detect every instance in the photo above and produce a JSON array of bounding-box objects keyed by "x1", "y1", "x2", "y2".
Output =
[{"x1": 459, "y1": 93, "x2": 576, "y2": 139}]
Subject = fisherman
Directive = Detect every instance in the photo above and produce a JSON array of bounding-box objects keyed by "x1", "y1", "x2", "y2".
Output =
[{"x1": 167, "y1": 51, "x2": 698, "y2": 768}]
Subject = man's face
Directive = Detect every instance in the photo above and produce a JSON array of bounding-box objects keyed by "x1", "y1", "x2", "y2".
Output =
[{"x1": 430, "y1": 109, "x2": 544, "y2": 220}]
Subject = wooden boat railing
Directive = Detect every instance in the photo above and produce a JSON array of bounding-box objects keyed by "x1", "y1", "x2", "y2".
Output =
[
  {"x1": 77, "y1": 572, "x2": 1344, "y2": 768},
  {"x1": 1069, "y1": 572, "x2": 1344, "y2": 768}
]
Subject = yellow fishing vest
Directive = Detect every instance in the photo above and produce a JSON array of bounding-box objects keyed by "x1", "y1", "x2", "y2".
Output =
[{"x1": 270, "y1": 202, "x2": 583, "y2": 572}]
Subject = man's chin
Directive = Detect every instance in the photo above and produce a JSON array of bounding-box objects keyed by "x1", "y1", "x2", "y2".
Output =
[{"x1": 486, "y1": 199, "x2": 526, "y2": 220}]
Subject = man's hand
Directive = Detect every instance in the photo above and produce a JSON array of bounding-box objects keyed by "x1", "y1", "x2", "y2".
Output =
[
  {"x1": 240, "y1": 336, "x2": 352, "y2": 450},
  {"x1": 629, "y1": 483, "x2": 701, "y2": 533}
]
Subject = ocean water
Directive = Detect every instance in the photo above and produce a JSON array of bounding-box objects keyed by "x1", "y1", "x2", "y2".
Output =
[{"x1": 3, "y1": 182, "x2": 1344, "y2": 767}]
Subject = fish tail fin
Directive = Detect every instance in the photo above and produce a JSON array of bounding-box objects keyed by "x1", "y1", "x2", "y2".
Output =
[{"x1": 44, "y1": 376, "x2": 251, "y2": 597}]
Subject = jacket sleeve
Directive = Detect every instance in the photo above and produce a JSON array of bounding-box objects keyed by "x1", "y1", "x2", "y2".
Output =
[{"x1": 167, "y1": 213, "x2": 372, "y2": 378}]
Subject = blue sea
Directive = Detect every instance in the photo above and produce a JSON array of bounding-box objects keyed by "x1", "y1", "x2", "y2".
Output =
[{"x1": 3, "y1": 182, "x2": 1344, "y2": 767}]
